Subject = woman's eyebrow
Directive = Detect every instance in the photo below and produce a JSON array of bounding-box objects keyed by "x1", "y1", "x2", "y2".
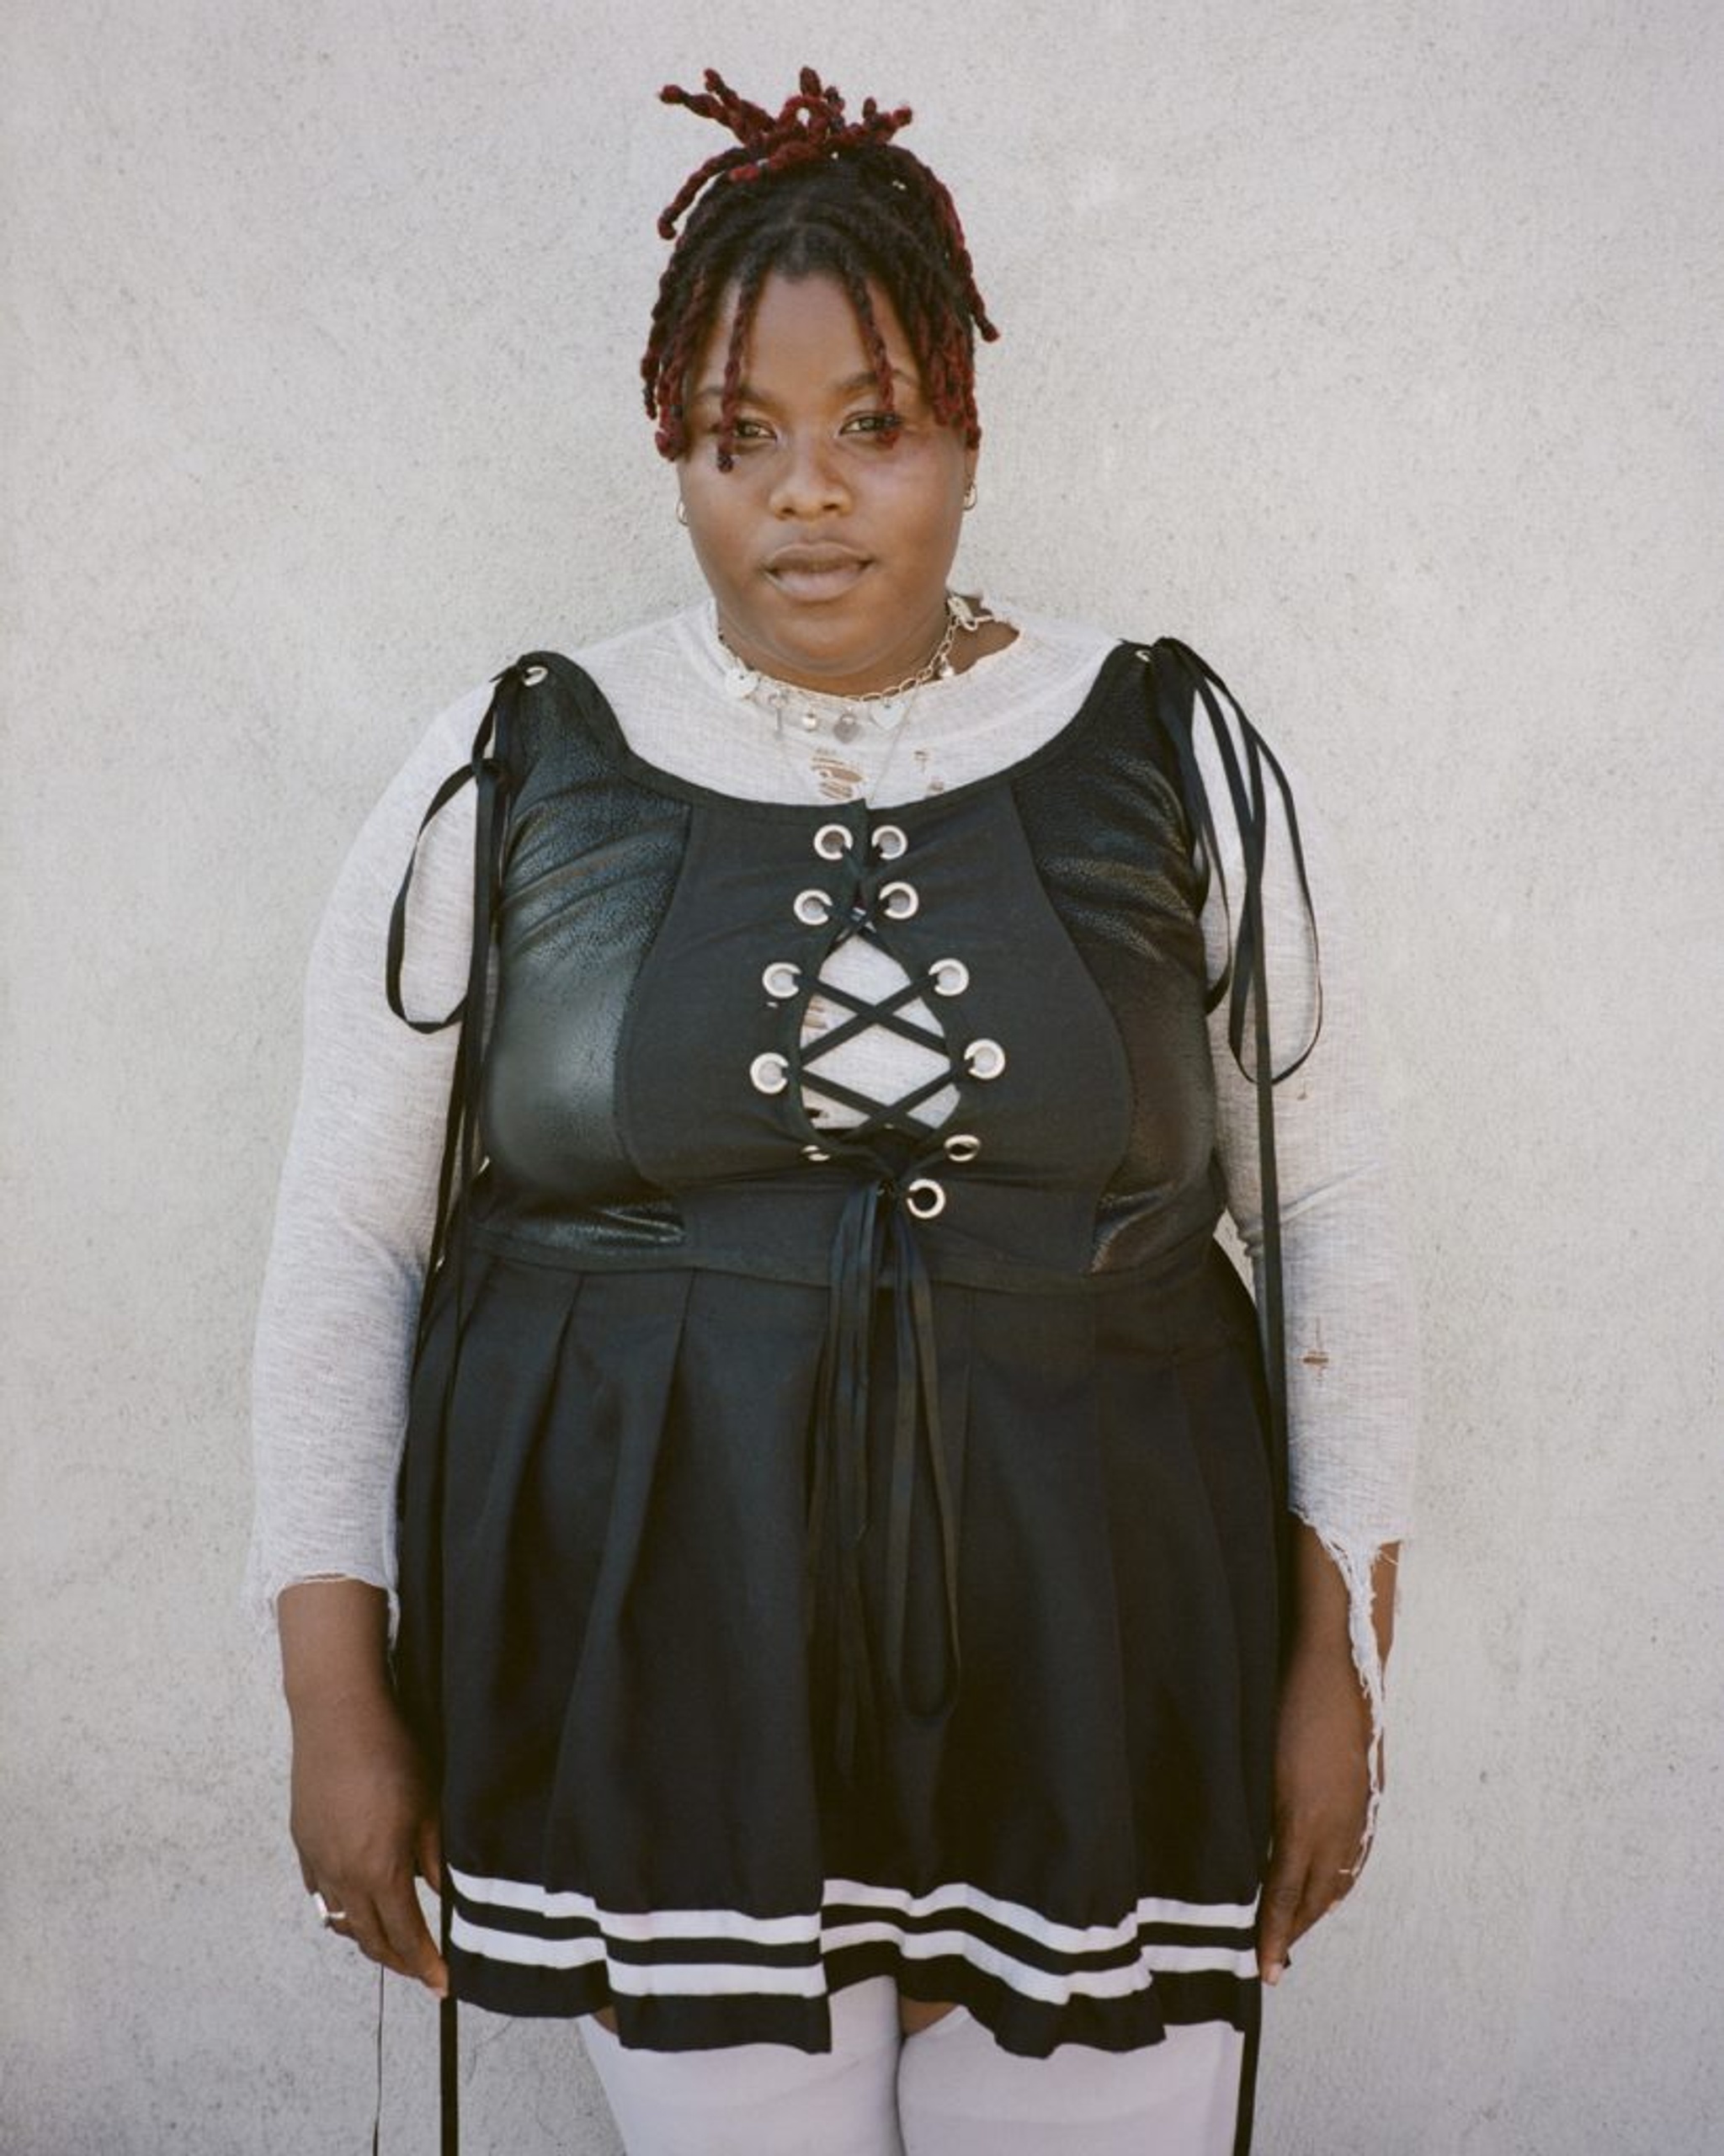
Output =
[{"x1": 686, "y1": 365, "x2": 919, "y2": 407}]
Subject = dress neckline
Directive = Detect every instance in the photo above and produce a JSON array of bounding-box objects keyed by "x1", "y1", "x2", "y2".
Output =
[{"x1": 550, "y1": 637, "x2": 1145, "y2": 825}]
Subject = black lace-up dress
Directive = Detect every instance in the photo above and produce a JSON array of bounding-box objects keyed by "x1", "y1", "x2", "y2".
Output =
[{"x1": 393, "y1": 637, "x2": 1285, "y2": 2062}]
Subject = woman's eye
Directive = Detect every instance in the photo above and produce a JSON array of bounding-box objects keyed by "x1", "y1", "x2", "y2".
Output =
[
  {"x1": 843, "y1": 413, "x2": 903, "y2": 440},
  {"x1": 724, "y1": 418, "x2": 772, "y2": 445}
]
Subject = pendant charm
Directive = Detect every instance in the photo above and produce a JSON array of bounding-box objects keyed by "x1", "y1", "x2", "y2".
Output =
[
  {"x1": 871, "y1": 697, "x2": 907, "y2": 729},
  {"x1": 833, "y1": 710, "x2": 860, "y2": 742}
]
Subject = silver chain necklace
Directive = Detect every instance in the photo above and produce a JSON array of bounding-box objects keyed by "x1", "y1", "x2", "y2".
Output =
[{"x1": 716, "y1": 594, "x2": 968, "y2": 743}]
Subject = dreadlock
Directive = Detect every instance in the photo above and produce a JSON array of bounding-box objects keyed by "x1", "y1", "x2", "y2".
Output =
[{"x1": 642, "y1": 67, "x2": 998, "y2": 470}]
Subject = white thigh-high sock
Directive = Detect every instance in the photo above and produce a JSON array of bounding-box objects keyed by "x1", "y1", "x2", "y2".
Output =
[
  {"x1": 579, "y1": 1978, "x2": 906, "y2": 2156},
  {"x1": 897, "y1": 2010, "x2": 1245, "y2": 2156}
]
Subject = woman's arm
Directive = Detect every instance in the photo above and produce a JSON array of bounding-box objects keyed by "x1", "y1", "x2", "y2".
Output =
[
  {"x1": 279, "y1": 1579, "x2": 447, "y2": 1993},
  {"x1": 1258, "y1": 1525, "x2": 1399, "y2": 1982},
  {"x1": 1195, "y1": 698, "x2": 1419, "y2": 1980},
  {"x1": 249, "y1": 681, "x2": 489, "y2": 1988}
]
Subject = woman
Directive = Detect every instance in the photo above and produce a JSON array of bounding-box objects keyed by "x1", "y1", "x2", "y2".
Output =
[{"x1": 251, "y1": 67, "x2": 1416, "y2": 2156}]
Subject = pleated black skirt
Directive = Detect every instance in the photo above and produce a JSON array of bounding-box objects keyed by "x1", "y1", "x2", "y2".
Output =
[{"x1": 396, "y1": 1236, "x2": 1277, "y2": 2058}]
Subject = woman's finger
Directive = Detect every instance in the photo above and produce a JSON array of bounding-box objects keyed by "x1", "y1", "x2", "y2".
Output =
[
  {"x1": 1257, "y1": 1828, "x2": 1306, "y2": 1983},
  {"x1": 303, "y1": 1868, "x2": 414, "y2": 1960},
  {"x1": 1259, "y1": 1816, "x2": 1363, "y2": 1982},
  {"x1": 374, "y1": 1866, "x2": 448, "y2": 1995},
  {"x1": 311, "y1": 1882, "x2": 419, "y2": 1981}
]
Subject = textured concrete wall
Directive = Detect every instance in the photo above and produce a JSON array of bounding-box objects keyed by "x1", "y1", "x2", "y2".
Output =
[{"x1": 4, "y1": 3, "x2": 1720, "y2": 2150}]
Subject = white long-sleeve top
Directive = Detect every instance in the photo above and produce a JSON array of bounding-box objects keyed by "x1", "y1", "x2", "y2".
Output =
[{"x1": 247, "y1": 603, "x2": 1418, "y2": 1802}]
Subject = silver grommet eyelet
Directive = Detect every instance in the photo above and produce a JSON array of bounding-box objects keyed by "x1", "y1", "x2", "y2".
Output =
[
  {"x1": 944, "y1": 1132, "x2": 982, "y2": 1163},
  {"x1": 794, "y1": 889, "x2": 833, "y2": 925},
  {"x1": 880, "y1": 881, "x2": 919, "y2": 921},
  {"x1": 871, "y1": 823, "x2": 908, "y2": 860},
  {"x1": 749, "y1": 1051, "x2": 790, "y2": 1095},
  {"x1": 762, "y1": 961, "x2": 801, "y2": 1000},
  {"x1": 929, "y1": 957, "x2": 969, "y2": 997},
  {"x1": 519, "y1": 664, "x2": 548, "y2": 687},
  {"x1": 801, "y1": 1142, "x2": 831, "y2": 1163},
  {"x1": 904, "y1": 1177, "x2": 947, "y2": 1220},
  {"x1": 813, "y1": 822, "x2": 854, "y2": 860},
  {"x1": 965, "y1": 1038, "x2": 1006, "y2": 1080}
]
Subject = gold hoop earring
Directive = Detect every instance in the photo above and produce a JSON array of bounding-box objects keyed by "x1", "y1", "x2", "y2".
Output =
[
  {"x1": 675, "y1": 499, "x2": 689, "y2": 526},
  {"x1": 962, "y1": 482, "x2": 977, "y2": 513}
]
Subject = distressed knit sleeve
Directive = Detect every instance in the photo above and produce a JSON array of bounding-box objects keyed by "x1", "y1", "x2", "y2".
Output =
[
  {"x1": 1195, "y1": 697, "x2": 1420, "y2": 1849},
  {"x1": 242, "y1": 684, "x2": 486, "y2": 1633}
]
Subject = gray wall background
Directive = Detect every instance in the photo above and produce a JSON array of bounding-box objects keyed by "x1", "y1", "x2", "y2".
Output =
[{"x1": 4, "y1": 3, "x2": 1720, "y2": 2150}]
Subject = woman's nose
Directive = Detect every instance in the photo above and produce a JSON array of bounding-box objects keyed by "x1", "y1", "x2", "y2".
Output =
[{"x1": 768, "y1": 434, "x2": 850, "y2": 517}]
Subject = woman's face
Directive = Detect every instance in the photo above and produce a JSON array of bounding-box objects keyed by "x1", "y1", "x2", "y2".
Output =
[{"x1": 676, "y1": 271, "x2": 977, "y2": 698}]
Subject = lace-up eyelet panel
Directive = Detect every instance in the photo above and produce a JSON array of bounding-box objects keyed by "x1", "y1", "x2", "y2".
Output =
[{"x1": 741, "y1": 812, "x2": 1007, "y2": 1195}]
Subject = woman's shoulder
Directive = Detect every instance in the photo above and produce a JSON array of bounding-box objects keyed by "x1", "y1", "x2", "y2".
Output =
[
  {"x1": 568, "y1": 603, "x2": 707, "y2": 674},
  {"x1": 986, "y1": 602, "x2": 1117, "y2": 663},
  {"x1": 377, "y1": 608, "x2": 703, "y2": 793}
]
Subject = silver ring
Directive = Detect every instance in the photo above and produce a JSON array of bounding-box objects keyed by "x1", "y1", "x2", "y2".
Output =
[{"x1": 311, "y1": 1891, "x2": 349, "y2": 1928}]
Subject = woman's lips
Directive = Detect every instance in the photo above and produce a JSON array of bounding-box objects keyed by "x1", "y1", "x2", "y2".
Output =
[{"x1": 764, "y1": 546, "x2": 870, "y2": 600}]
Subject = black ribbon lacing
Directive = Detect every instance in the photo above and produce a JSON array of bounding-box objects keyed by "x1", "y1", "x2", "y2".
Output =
[
  {"x1": 386, "y1": 665, "x2": 524, "y2": 1343},
  {"x1": 1143, "y1": 638, "x2": 1322, "y2": 2156},
  {"x1": 783, "y1": 828, "x2": 968, "y2": 1782},
  {"x1": 1145, "y1": 638, "x2": 1322, "y2": 1553},
  {"x1": 384, "y1": 655, "x2": 535, "y2": 2156},
  {"x1": 810, "y1": 1170, "x2": 963, "y2": 1782}
]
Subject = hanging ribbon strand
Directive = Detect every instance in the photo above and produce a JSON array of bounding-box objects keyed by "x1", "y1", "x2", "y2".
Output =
[{"x1": 1145, "y1": 638, "x2": 1324, "y2": 1590}]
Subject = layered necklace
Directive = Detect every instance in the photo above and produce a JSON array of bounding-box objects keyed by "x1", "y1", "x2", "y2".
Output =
[{"x1": 716, "y1": 592, "x2": 991, "y2": 744}]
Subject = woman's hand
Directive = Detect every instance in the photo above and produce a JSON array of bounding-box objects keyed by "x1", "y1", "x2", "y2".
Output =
[
  {"x1": 1257, "y1": 1526, "x2": 1397, "y2": 1986},
  {"x1": 279, "y1": 1580, "x2": 448, "y2": 1997}
]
